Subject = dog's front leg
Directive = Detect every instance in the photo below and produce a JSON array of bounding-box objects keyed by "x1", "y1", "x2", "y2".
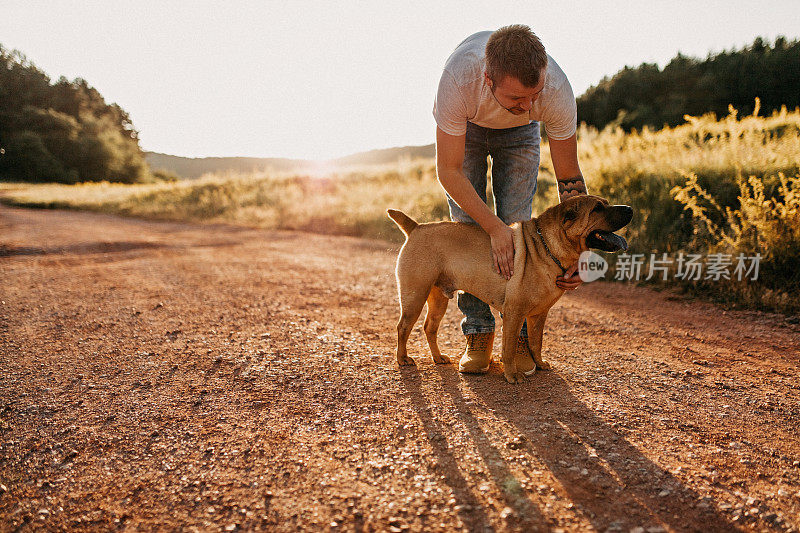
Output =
[
  {"x1": 527, "y1": 312, "x2": 552, "y2": 370},
  {"x1": 501, "y1": 312, "x2": 526, "y2": 384}
]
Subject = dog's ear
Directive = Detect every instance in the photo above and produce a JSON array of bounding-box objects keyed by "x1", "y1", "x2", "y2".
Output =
[{"x1": 562, "y1": 206, "x2": 579, "y2": 226}]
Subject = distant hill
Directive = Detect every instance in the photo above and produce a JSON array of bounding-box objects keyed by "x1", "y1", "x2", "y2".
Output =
[
  {"x1": 145, "y1": 144, "x2": 435, "y2": 179},
  {"x1": 330, "y1": 144, "x2": 434, "y2": 167},
  {"x1": 144, "y1": 153, "x2": 312, "y2": 179}
]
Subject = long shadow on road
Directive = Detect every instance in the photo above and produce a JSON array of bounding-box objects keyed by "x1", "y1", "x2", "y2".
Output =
[
  {"x1": 470, "y1": 369, "x2": 735, "y2": 531},
  {"x1": 400, "y1": 366, "x2": 501, "y2": 531},
  {"x1": 400, "y1": 365, "x2": 737, "y2": 532}
]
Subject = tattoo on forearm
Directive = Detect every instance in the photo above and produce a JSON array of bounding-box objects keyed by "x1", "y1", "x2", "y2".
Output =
[{"x1": 557, "y1": 175, "x2": 588, "y2": 201}]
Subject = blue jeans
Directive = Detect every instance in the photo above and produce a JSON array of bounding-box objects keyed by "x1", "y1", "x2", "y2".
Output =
[{"x1": 446, "y1": 121, "x2": 541, "y2": 338}]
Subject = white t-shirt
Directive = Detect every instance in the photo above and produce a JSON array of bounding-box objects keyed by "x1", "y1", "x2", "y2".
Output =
[{"x1": 433, "y1": 30, "x2": 577, "y2": 140}]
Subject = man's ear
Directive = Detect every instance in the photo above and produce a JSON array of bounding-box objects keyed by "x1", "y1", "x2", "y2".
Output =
[{"x1": 484, "y1": 71, "x2": 493, "y2": 88}]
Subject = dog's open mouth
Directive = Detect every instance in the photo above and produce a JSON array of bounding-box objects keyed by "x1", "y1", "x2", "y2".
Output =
[{"x1": 586, "y1": 229, "x2": 628, "y2": 252}]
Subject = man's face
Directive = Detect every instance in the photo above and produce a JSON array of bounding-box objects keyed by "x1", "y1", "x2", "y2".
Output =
[{"x1": 485, "y1": 71, "x2": 545, "y2": 115}]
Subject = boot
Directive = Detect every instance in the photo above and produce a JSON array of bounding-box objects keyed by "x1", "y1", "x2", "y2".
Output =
[
  {"x1": 458, "y1": 332, "x2": 494, "y2": 374},
  {"x1": 515, "y1": 336, "x2": 537, "y2": 376}
]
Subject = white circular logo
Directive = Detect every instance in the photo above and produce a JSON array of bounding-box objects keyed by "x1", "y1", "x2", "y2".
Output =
[{"x1": 578, "y1": 251, "x2": 608, "y2": 282}]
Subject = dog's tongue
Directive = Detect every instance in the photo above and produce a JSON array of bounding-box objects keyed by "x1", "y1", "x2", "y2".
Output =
[{"x1": 596, "y1": 230, "x2": 628, "y2": 251}]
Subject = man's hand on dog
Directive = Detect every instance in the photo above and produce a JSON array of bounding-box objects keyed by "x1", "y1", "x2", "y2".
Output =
[
  {"x1": 488, "y1": 220, "x2": 583, "y2": 288},
  {"x1": 556, "y1": 263, "x2": 583, "y2": 290},
  {"x1": 488, "y1": 222, "x2": 515, "y2": 280}
]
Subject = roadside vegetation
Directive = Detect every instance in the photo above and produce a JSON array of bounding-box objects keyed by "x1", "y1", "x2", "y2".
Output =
[{"x1": 2, "y1": 103, "x2": 798, "y2": 314}]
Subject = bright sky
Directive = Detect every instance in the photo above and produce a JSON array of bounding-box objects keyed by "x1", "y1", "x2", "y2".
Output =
[{"x1": 2, "y1": 1, "x2": 799, "y2": 160}]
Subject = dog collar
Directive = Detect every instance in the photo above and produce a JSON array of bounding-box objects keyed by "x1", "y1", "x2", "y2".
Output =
[{"x1": 534, "y1": 219, "x2": 568, "y2": 275}]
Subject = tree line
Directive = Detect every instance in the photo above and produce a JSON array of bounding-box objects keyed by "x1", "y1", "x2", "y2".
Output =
[
  {"x1": 577, "y1": 36, "x2": 800, "y2": 131},
  {"x1": 0, "y1": 44, "x2": 150, "y2": 183}
]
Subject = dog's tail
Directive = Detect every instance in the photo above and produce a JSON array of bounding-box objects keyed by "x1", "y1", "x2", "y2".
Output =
[{"x1": 387, "y1": 209, "x2": 418, "y2": 237}]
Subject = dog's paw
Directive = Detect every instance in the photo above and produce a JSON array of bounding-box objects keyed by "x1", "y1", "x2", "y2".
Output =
[
  {"x1": 433, "y1": 354, "x2": 451, "y2": 365},
  {"x1": 535, "y1": 359, "x2": 552, "y2": 370},
  {"x1": 504, "y1": 371, "x2": 527, "y2": 384},
  {"x1": 397, "y1": 355, "x2": 417, "y2": 366}
]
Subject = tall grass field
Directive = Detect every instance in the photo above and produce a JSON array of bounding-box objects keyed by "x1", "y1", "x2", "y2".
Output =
[{"x1": 2, "y1": 102, "x2": 798, "y2": 314}]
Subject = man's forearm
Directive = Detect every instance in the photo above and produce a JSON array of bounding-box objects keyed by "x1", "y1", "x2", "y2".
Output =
[
  {"x1": 557, "y1": 174, "x2": 588, "y2": 202},
  {"x1": 549, "y1": 133, "x2": 587, "y2": 203}
]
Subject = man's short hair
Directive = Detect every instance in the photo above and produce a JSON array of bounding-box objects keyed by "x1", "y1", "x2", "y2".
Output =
[{"x1": 485, "y1": 24, "x2": 548, "y2": 88}]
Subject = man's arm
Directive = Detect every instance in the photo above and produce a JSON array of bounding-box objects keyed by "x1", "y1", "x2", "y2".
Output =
[
  {"x1": 548, "y1": 132, "x2": 586, "y2": 290},
  {"x1": 435, "y1": 126, "x2": 516, "y2": 280},
  {"x1": 549, "y1": 133, "x2": 588, "y2": 202}
]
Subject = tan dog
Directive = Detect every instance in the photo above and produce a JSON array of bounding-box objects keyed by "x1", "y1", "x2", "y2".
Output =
[{"x1": 388, "y1": 195, "x2": 633, "y2": 383}]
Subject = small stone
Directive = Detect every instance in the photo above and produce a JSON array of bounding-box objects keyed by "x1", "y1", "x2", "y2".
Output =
[
  {"x1": 224, "y1": 524, "x2": 237, "y2": 531},
  {"x1": 658, "y1": 489, "x2": 670, "y2": 497},
  {"x1": 630, "y1": 528, "x2": 645, "y2": 533},
  {"x1": 0, "y1": 484, "x2": 7, "y2": 493},
  {"x1": 500, "y1": 507, "x2": 513, "y2": 519}
]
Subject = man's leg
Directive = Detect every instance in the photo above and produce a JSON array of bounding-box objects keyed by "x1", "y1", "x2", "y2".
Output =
[
  {"x1": 445, "y1": 122, "x2": 495, "y2": 337},
  {"x1": 489, "y1": 121, "x2": 541, "y2": 340}
]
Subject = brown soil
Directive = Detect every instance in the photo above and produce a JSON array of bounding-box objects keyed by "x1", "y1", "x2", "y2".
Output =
[{"x1": 1, "y1": 205, "x2": 799, "y2": 532}]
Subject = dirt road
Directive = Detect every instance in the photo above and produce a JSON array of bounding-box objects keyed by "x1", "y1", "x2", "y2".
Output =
[{"x1": 1, "y1": 205, "x2": 799, "y2": 532}]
